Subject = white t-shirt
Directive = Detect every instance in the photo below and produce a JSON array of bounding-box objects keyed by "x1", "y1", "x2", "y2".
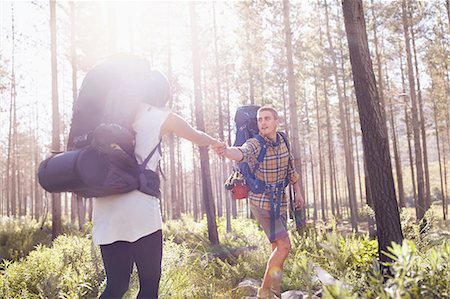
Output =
[{"x1": 92, "y1": 104, "x2": 170, "y2": 245}]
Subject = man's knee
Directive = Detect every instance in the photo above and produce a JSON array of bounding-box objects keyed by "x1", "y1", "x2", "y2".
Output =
[{"x1": 276, "y1": 237, "x2": 291, "y2": 258}]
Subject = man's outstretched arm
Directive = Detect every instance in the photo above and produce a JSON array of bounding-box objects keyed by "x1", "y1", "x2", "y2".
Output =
[{"x1": 213, "y1": 142, "x2": 244, "y2": 161}]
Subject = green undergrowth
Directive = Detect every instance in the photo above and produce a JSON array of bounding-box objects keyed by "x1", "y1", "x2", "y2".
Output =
[
  {"x1": 0, "y1": 216, "x2": 85, "y2": 262},
  {"x1": 0, "y1": 210, "x2": 448, "y2": 298}
]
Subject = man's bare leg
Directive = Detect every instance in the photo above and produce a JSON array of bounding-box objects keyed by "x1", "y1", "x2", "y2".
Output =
[{"x1": 257, "y1": 236, "x2": 291, "y2": 298}]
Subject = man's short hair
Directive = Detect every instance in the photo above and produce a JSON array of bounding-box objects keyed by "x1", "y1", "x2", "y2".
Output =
[{"x1": 257, "y1": 106, "x2": 279, "y2": 119}]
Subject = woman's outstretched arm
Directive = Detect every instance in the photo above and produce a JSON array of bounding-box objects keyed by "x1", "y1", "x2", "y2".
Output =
[{"x1": 161, "y1": 112, "x2": 219, "y2": 146}]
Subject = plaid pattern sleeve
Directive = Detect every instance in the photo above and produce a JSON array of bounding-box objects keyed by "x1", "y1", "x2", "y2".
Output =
[
  {"x1": 239, "y1": 138, "x2": 261, "y2": 165},
  {"x1": 240, "y1": 133, "x2": 295, "y2": 211},
  {"x1": 288, "y1": 154, "x2": 300, "y2": 185}
]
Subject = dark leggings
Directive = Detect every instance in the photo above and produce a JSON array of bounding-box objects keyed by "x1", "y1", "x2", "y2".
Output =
[{"x1": 99, "y1": 230, "x2": 163, "y2": 299}]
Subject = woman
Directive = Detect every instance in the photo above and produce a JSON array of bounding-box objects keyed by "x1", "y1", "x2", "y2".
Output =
[{"x1": 92, "y1": 60, "x2": 220, "y2": 298}]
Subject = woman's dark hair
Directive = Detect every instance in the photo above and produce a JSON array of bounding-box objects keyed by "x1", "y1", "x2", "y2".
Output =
[{"x1": 100, "y1": 54, "x2": 171, "y2": 108}]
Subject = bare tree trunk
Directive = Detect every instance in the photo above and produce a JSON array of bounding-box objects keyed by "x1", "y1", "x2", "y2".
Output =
[
  {"x1": 324, "y1": 0, "x2": 358, "y2": 231},
  {"x1": 177, "y1": 132, "x2": 185, "y2": 211},
  {"x1": 381, "y1": 62, "x2": 405, "y2": 210},
  {"x1": 324, "y1": 81, "x2": 336, "y2": 217},
  {"x1": 388, "y1": 93, "x2": 405, "y2": 209},
  {"x1": 303, "y1": 99, "x2": 313, "y2": 220},
  {"x1": 213, "y1": 2, "x2": 228, "y2": 223},
  {"x1": 77, "y1": 195, "x2": 86, "y2": 230},
  {"x1": 351, "y1": 101, "x2": 364, "y2": 208},
  {"x1": 409, "y1": 3, "x2": 431, "y2": 210},
  {"x1": 342, "y1": 0, "x2": 403, "y2": 262},
  {"x1": 50, "y1": 0, "x2": 62, "y2": 239},
  {"x1": 364, "y1": 159, "x2": 376, "y2": 238},
  {"x1": 166, "y1": 8, "x2": 179, "y2": 220},
  {"x1": 192, "y1": 146, "x2": 198, "y2": 222},
  {"x1": 189, "y1": 2, "x2": 219, "y2": 245},
  {"x1": 432, "y1": 96, "x2": 447, "y2": 219},
  {"x1": 224, "y1": 66, "x2": 236, "y2": 220},
  {"x1": 401, "y1": 0, "x2": 426, "y2": 221},
  {"x1": 370, "y1": 0, "x2": 387, "y2": 122},
  {"x1": 400, "y1": 54, "x2": 418, "y2": 212},
  {"x1": 332, "y1": 153, "x2": 341, "y2": 218},
  {"x1": 69, "y1": 0, "x2": 77, "y2": 225},
  {"x1": 314, "y1": 70, "x2": 326, "y2": 221},
  {"x1": 6, "y1": 3, "x2": 18, "y2": 218},
  {"x1": 283, "y1": 0, "x2": 305, "y2": 200}
]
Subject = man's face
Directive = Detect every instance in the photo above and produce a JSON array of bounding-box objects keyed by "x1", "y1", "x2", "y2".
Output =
[{"x1": 257, "y1": 110, "x2": 278, "y2": 139}]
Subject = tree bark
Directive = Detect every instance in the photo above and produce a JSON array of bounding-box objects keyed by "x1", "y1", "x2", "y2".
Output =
[
  {"x1": 314, "y1": 70, "x2": 325, "y2": 221},
  {"x1": 408, "y1": 3, "x2": 431, "y2": 210},
  {"x1": 324, "y1": 0, "x2": 358, "y2": 230},
  {"x1": 400, "y1": 54, "x2": 418, "y2": 213},
  {"x1": 432, "y1": 96, "x2": 447, "y2": 220},
  {"x1": 282, "y1": 0, "x2": 305, "y2": 200},
  {"x1": 50, "y1": 0, "x2": 62, "y2": 239},
  {"x1": 69, "y1": 0, "x2": 77, "y2": 225},
  {"x1": 342, "y1": 0, "x2": 403, "y2": 262},
  {"x1": 401, "y1": 0, "x2": 426, "y2": 221},
  {"x1": 189, "y1": 2, "x2": 219, "y2": 246}
]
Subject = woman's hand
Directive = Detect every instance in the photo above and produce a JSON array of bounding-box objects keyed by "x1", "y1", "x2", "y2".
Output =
[{"x1": 212, "y1": 140, "x2": 227, "y2": 156}]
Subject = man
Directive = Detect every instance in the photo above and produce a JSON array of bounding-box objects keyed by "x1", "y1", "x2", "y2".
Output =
[{"x1": 214, "y1": 106, "x2": 304, "y2": 299}]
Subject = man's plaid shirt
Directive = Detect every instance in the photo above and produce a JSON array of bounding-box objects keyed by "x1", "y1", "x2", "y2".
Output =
[{"x1": 238, "y1": 132, "x2": 300, "y2": 211}]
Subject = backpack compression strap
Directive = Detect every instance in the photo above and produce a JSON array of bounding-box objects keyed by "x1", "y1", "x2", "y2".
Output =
[{"x1": 139, "y1": 140, "x2": 162, "y2": 171}]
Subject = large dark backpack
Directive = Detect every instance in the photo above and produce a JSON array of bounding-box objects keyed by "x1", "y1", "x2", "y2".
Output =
[{"x1": 38, "y1": 55, "x2": 163, "y2": 198}]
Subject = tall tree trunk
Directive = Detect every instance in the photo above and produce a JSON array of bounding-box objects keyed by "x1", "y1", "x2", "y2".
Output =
[
  {"x1": 380, "y1": 44, "x2": 406, "y2": 210},
  {"x1": 342, "y1": 0, "x2": 403, "y2": 262},
  {"x1": 324, "y1": 0, "x2": 358, "y2": 231},
  {"x1": 166, "y1": 9, "x2": 180, "y2": 220},
  {"x1": 177, "y1": 140, "x2": 185, "y2": 215},
  {"x1": 351, "y1": 100, "x2": 364, "y2": 208},
  {"x1": 314, "y1": 70, "x2": 326, "y2": 221},
  {"x1": 364, "y1": 158, "x2": 376, "y2": 238},
  {"x1": 401, "y1": 0, "x2": 426, "y2": 221},
  {"x1": 400, "y1": 53, "x2": 418, "y2": 212},
  {"x1": 225, "y1": 65, "x2": 237, "y2": 219},
  {"x1": 432, "y1": 96, "x2": 447, "y2": 220},
  {"x1": 408, "y1": 3, "x2": 431, "y2": 210},
  {"x1": 324, "y1": 81, "x2": 336, "y2": 217},
  {"x1": 69, "y1": 0, "x2": 78, "y2": 225},
  {"x1": 6, "y1": 3, "x2": 18, "y2": 218},
  {"x1": 50, "y1": 0, "x2": 62, "y2": 239},
  {"x1": 303, "y1": 99, "x2": 313, "y2": 219},
  {"x1": 387, "y1": 89, "x2": 405, "y2": 208},
  {"x1": 332, "y1": 152, "x2": 341, "y2": 218},
  {"x1": 77, "y1": 195, "x2": 86, "y2": 230},
  {"x1": 282, "y1": 0, "x2": 305, "y2": 200},
  {"x1": 370, "y1": 0, "x2": 387, "y2": 122},
  {"x1": 189, "y1": 2, "x2": 219, "y2": 246},
  {"x1": 213, "y1": 2, "x2": 228, "y2": 225}
]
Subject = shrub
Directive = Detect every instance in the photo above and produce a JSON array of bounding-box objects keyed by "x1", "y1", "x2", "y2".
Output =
[{"x1": 0, "y1": 235, "x2": 104, "y2": 299}]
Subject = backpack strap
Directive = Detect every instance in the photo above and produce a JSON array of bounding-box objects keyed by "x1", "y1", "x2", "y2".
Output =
[
  {"x1": 278, "y1": 132, "x2": 290, "y2": 152},
  {"x1": 139, "y1": 140, "x2": 162, "y2": 172},
  {"x1": 252, "y1": 134, "x2": 267, "y2": 174}
]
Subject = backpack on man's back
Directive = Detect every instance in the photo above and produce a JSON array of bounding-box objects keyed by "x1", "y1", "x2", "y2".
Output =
[{"x1": 38, "y1": 55, "x2": 163, "y2": 198}]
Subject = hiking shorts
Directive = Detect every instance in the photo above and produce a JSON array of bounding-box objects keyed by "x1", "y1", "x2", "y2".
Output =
[{"x1": 250, "y1": 205, "x2": 288, "y2": 243}]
